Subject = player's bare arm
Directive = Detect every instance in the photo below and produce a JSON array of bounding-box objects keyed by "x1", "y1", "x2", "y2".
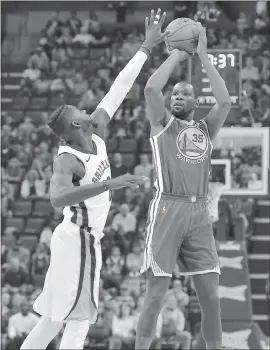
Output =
[
  {"x1": 89, "y1": 8, "x2": 169, "y2": 140},
  {"x1": 145, "y1": 48, "x2": 190, "y2": 134},
  {"x1": 196, "y1": 23, "x2": 231, "y2": 140},
  {"x1": 50, "y1": 154, "x2": 147, "y2": 208}
]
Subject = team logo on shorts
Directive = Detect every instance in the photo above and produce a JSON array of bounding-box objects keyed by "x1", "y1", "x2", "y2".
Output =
[{"x1": 176, "y1": 126, "x2": 209, "y2": 164}]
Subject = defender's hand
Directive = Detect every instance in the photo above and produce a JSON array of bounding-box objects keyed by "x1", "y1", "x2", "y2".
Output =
[
  {"x1": 144, "y1": 8, "x2": 170, "y2": 50},
  {"x1": 196, "y1": 22, "x2": 208, "y2": 55},
  {"x1": 106, "y1": 174, "x2": 148, "y2": 190}
]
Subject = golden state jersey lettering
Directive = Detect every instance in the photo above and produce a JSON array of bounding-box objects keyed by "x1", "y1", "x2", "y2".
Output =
[
  {"x1": 176, "y1": 125, "x2": 210, "y2": 164},
  {"x1": 150, "y1": 117, "x2": 212, "y2": 197}
]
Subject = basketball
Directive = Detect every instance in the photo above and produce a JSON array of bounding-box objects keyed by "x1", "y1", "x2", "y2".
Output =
[{"x1": 165, "y1": 18, "x2": 199, "y2": 53}]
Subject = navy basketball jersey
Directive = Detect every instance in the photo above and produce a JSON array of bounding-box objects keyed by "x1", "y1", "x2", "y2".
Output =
[{"x1": 150, "y1": 117, "x2": 212, "y2": 196}]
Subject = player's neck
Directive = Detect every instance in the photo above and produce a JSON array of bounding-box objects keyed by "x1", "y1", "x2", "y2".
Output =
[{"x1": 67, "y1": 133, "x2": 95, "y2": 154}]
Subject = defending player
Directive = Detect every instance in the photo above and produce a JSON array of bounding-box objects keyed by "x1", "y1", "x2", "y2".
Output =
[
  {"x1": 135, "y1": 23, "x2": 231, "y2": 350},
  {"x1": 21, "y1": 9, "x2": 169, "y2": 350}
]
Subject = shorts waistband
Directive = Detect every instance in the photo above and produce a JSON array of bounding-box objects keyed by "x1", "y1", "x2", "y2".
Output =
[{"x1": 160, "y1": 192, "x2": 208, "y2": 203}]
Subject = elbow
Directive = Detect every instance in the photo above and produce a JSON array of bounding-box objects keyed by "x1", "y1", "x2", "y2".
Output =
[{"x1": 220, "y1": 100, "x2": 232, "y2": 109}]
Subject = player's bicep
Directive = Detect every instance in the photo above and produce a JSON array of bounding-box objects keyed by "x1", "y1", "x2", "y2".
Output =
[
  {"x1": 144, "y1": 86, "x2": 167, "y2": 127},
  {"x1": 203, "y1": 102, "x2": 231, "y2": 140},
  {"x1": 90, "y1": 108, "x2": 110, "y2": 141},
  {"x1": 49, "y1": 155, "x2": 76, "y2": 206}
]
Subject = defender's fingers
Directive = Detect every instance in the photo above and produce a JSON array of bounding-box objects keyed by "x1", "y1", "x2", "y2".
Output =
[
  {"x1": 150, "y1": 9, "x2": 155, "y2": 25},
  {"x1": 159, "y1": 11, "x2": 166, "y2": 27},
  {"x1": 154, "y1": 8, "x2": 161, "y2": 24},
  {"x1": 145, "y1": 16, "x2": 149, "y2": 28}
]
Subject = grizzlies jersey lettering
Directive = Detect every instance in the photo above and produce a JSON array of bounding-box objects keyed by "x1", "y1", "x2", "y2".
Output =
[
  {"x1": 150, "y1": 117, "x2": 212, "y2": 196},
  {"x1": 57, "y1": 134, "x2": 111, "y2": 235}
]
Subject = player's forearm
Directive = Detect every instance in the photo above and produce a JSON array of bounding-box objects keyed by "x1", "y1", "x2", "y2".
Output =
[
  {"x1": 198, "y1": 51, "x2": 231, "y2": 105},
  {"x1": 96, "y1": 45, "x2": 150, "y2": 119},
  {"x1": 50, "y1": 182, "x2": 107, "y2": 208},
  {"x1": 146, "y1": 50, "x2": 185, "y2": 91}
]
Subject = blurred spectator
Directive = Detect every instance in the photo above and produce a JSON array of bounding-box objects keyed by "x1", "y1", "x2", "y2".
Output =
[
  {"x1": 73, "y1": 26, "x2": 107, "y2": 46},
  {"x1": 88, "y1": 301, "x2": 112, "y2": 346},
  {"x1": 255, "y1": 1, "x2": 270, "y2": 32},
  {"x1": 126, "y1": 242, "x2": 143, "y2": 273},
  {"x1": 3, "y1": 258, "x2": 29, "y2": 288},
  {"x1": 110, "y1": 153, "x2": 128, "y2": 178},
  {"x1": 66, "y1": 72, "x2": 88, "y2": 96},
  {"x1": 161, "y1": 295, "x2": 191, "y2": 350},
  {"x1": 168, "y1": 279, "x2": 190, "y2": 308},
  {"x1": 39, "y1": 226, "x2": 53, "y2": 250},
  {"x1": 21, "y1": 60, "x2": 41, "y2": 83},
  {"x1": 17, "y1": 117, "x2": 35, "y2": 142},
  {"x1": 119, "y1": 188, "x2": 141, "y2": 216},
  {"x1": 20, "y1": 169, "x2": 40, "y2": 198},
  {"x1": 31, "y1": 243, "x2": 50, "y2": 286},
  {"x1": 134, "y1": 153, "x2": 153, "y2": 188},
  {"x1": 111, "y1": 204, "x2": 136, "y2": 235},
  {"x1": 2, "y1": 185, "x2": 13, "y2": 219},
  {"x1": 241, "y1": 56, "x2": 260, "y2": 81},
  {"x1": 33, "y1": 72, "x2": 51, "y2": 95},
  {"x1": 6, "y1": 238, "x2": 31, "y2": 271},
  {"x1": 56, "y1": 26, "x2": 73, "y2": 48},
  {"x1": 50, "y1": 71, "x2": 67, "y2": 93},
  {"x1": 45, "y1": 11, "x2": 63, "y2": 38},
  {"x1": 6, "y1": 158, "x2": 23, "y2": 182},
  {"x1": 66, "y1": 10, "x2": 81, "y2": 36},
  {"x1": 8, "y1": 301, "x2": 39, "y2": 348},
  {"x1": 78, "y1": 79, "x2": 105, "y2": 111},
  {"x1": 51, "y1": 44, "x2": 72, "y2": 64},
  {"x1": 116, "y1": 285, "x2": 135, "y2": 308},
  {"x1": 103, "y1": 245, "x2": 124, "y2": 289},
  {"x1": 27, "y1": 46, "x2": 49, "y2": 72},
  {"x1": 121, "y1": 33, "x2": 141, "y2": 59},
  {"x1": 109, "y1": 304, "x2": 136, "y2": 349}
]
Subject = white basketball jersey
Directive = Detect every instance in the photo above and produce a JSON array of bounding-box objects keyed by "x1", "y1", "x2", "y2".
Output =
[{"x1": 57, "y1": 134, "x2": 111, "y2": 233}]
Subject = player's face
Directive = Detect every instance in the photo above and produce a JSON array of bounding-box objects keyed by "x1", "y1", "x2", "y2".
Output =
[
  {"x1": 170, "y1": 83, "x2": 197, "y2": 119},
  {"x1": 72, "y1": 107, "x2": 95, "y2": 131}
]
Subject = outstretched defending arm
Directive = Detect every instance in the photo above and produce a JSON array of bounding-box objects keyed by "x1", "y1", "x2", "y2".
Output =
[
  {"x1": 196, "y1": 23, "x2": 231, "y2": 140},
  {"x1": 144, "y1": 50, "x2": 189, "y2": 129},
  {"x1": 91, "y1": 9, "x2": 169, "y2": 139},
  {"x1": 50, "y1": 154, "x2": 147, "y2": 208}
]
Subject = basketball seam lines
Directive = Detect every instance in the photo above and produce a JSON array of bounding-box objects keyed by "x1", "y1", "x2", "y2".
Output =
[
  {"x1": 168, "y1": 36, "x2": 198, "y2": 43},
  {"x1": 167, "y1": 23, "x2": 197, "y2": 38}
]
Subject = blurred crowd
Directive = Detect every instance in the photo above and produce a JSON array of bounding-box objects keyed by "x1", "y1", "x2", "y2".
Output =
[{"x1": 1, "y1": 2, "x2": 269, "y2": 349}]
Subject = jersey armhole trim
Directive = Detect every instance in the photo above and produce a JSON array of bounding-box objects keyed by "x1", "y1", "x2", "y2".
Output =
[
  {"x1": 201, "y1": 119, "x2": 213, "y2": 152},
  {"x1": 151, "y1": 116, "x2": 174, "y2": 139},
  {"x1": 55, "y1": 152, "x2": 87, "y2": 182}
]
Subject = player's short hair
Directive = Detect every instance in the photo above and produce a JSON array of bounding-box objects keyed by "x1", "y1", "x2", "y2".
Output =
[
  {"x1": 174, "y1": 81, "x2": 197, "y2": 98},
  {"x1": 48, "y1": 104, "x2": 71, "y2": 137}
]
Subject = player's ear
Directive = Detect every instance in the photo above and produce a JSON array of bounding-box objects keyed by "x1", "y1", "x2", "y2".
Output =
[
  {"x1": 71, "y1": 120, "x2": 81, "y2": 128},
  {"x1": 195, "y1": 98, "x2": 200, "y2": 108}
]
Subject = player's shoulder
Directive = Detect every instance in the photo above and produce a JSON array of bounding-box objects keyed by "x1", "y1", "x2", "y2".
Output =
[{"x1": 53, "y1": 153, "x2": 84, "y2": 174}]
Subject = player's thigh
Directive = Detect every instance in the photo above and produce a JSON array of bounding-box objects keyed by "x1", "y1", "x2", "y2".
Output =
[
  {"x1": 179, "y1": 217, "x2": 219, "y2": 273},
  {"x1": 192, "y1": 272, "x2": 220, "y2": 297},
  {"x1": 150, "y1": 199, "x2": 190, "y2": 275}
]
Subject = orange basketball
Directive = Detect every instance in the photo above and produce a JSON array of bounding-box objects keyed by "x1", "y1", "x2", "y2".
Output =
[{"x1": 165, "y1": 18, "x2": 199, "y2": 53}]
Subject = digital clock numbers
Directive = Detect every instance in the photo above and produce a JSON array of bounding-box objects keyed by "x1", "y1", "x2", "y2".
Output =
[{"x1": 207, "y1": 53, "x2": 236, "y2": 68}]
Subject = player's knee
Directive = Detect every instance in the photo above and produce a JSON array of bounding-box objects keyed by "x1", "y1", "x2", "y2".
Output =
[{"x1": 202, "y1": 289, "x2": 220, "y2": 314}]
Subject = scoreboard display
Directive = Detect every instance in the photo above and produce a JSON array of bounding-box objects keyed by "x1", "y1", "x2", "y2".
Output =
[{"x1": 191, "y1": 49, "x2": 242, "y2": 108}]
